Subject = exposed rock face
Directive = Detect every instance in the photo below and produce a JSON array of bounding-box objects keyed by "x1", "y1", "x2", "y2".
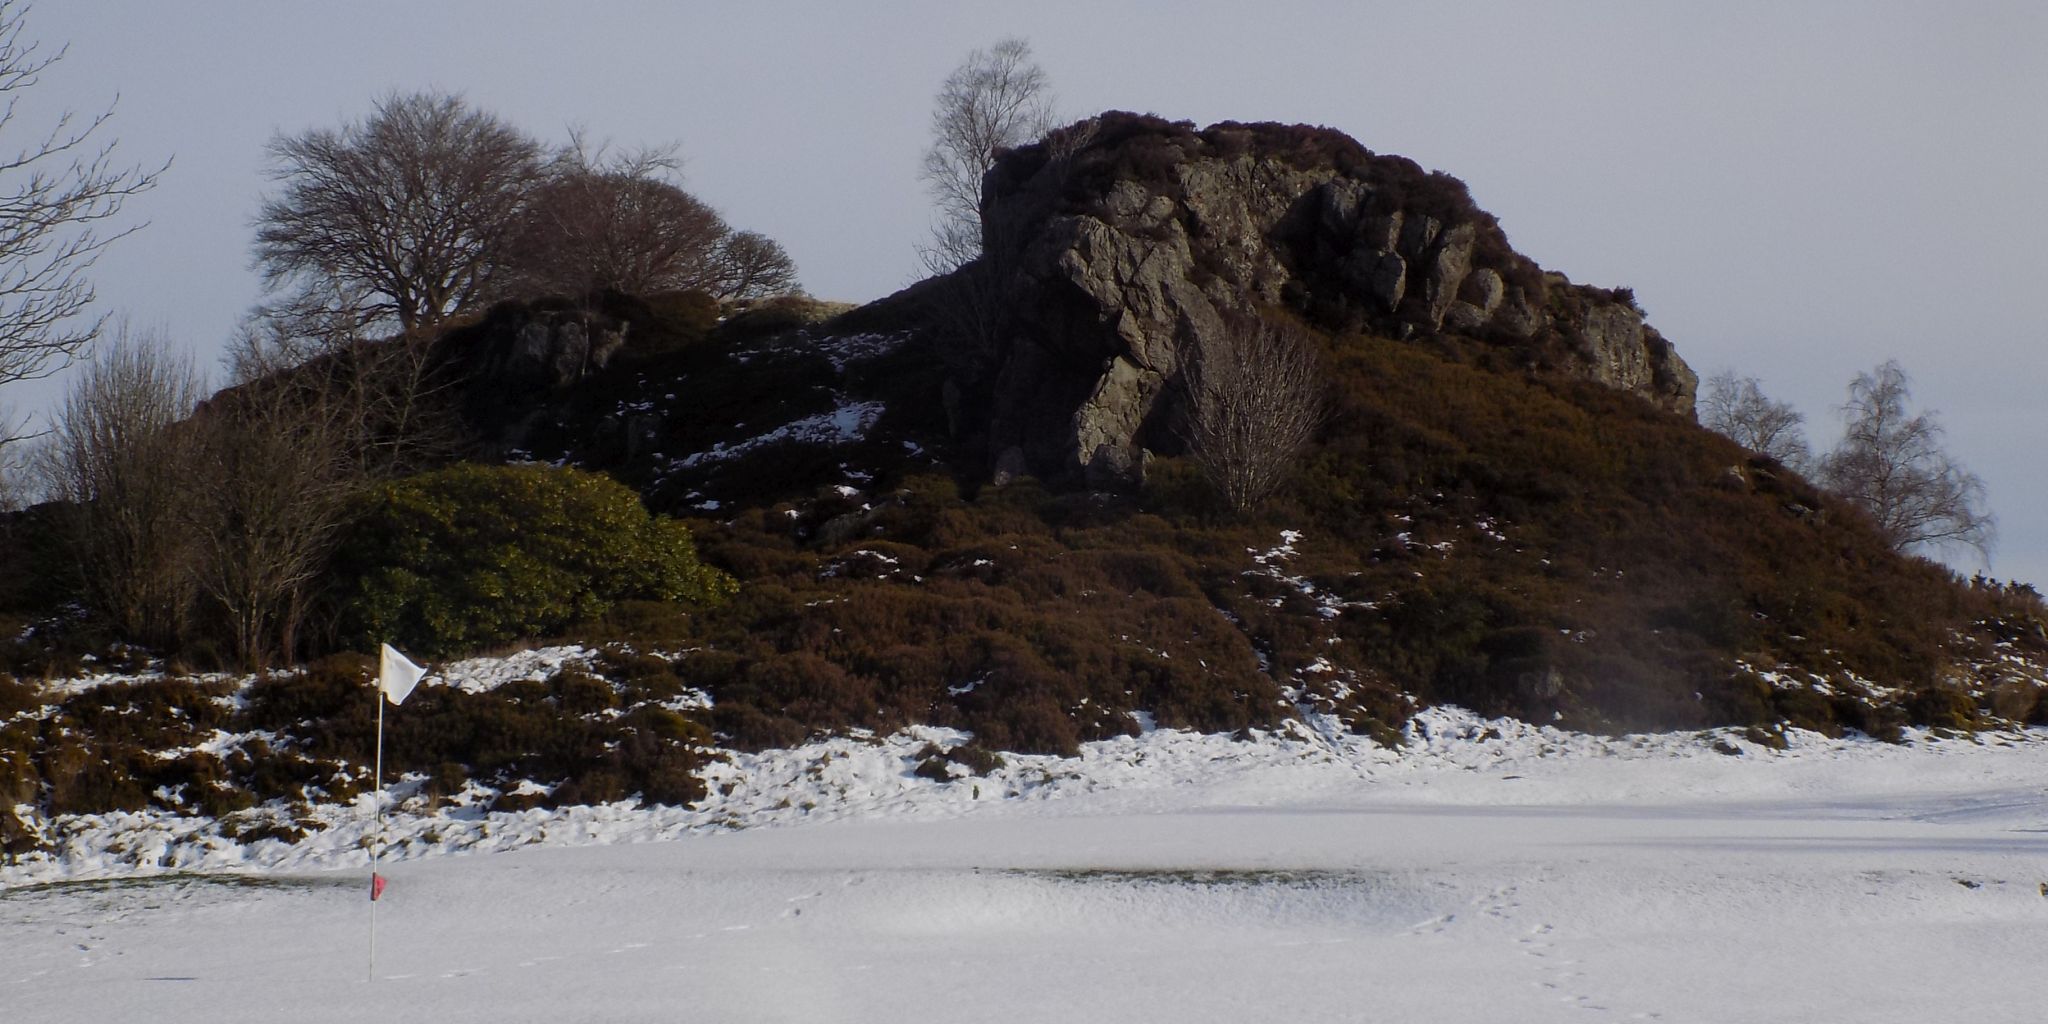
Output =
[
  {"x1": 460, "y1": 301, "x2": 628, "y2": 392},
  {"x1": 964, "y1": 113, "x2": 1697, "y2": 483},
  {"x1": 437, "y1": 297, "x2": 634, "y2": 452}
]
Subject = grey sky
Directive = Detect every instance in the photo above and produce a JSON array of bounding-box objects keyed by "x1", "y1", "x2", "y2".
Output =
[{"x1": 13, "y1": 1, "x2": 2046, "y2": 585}]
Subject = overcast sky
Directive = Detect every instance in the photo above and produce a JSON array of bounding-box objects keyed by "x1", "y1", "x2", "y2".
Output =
[{"x1": 11, "y1": 1, "x2": 2046, "y2": 585}]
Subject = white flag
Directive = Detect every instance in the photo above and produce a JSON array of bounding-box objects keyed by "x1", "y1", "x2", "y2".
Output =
[{"x1": 378, "y1": 643, "x2": 427, "y2": 706}]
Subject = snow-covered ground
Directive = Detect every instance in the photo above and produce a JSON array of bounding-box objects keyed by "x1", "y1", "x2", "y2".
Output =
[{"x1": 6, "y1": 706, "x2": 2047, "y2": 1022}]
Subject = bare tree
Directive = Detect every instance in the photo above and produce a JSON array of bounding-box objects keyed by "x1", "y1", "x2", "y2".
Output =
[
  {"x1": 1178, "y1": 316, "x2": 1328, "y2": 514},
  {"x1": 184, "y1": 373, "x2": 355, "y2": 666},
  {"x1": 35, "y1": 324, "x2": 202, "y2": 645},
  {"x1": 499, "y1": 142, "x2": 720, "y2": 298},
  {"x1": 228, "y1": 307, "x2": 461, "y2": 479},
  {"x1": 918, "y1": 117, "x2": 1098, "y2": 373},
  {"x1": 238, "y1": 273, "x2": 384, "y2": 371},
  {"x1": 496, "y1": 139, "x2": 799, "y2": 302},
  {"x1": 254, "y1": 91, "x2": 545, "y2": 335},
  {"x1": 0, "y1": 1, "x2": 163, "y2": 439},
  {"x1": 184, "y1": 303, "x2": 466, "y2": 667},
  {"x1": 919, "y1": 37, "x2": 1055, "y2": 272},
  {"x1": 1817, "y1": 359, "x2": 1993, "y2": 559},
  {"x1": 707, "y1": 230, "x2": 798, "y2": 300},
  {"x1": 1699, "y1": 370, "x2": 1811, "y2": 468}
]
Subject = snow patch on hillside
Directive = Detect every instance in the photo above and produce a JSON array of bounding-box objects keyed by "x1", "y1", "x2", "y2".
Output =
[
  {"x1": 672, "y1": 397, "x2": 883, "y2": 470},
  {"x1": 438, "y1": 645, "x2": 598, "y2": 694}
]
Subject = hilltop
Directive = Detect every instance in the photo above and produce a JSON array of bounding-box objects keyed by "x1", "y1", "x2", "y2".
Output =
[
  {"x1": 465, "y1": 114, "x2": 2043, "y2": 747},
  {"x1": 3, "y1": 115, "x2": 2046, "y2": 862}
]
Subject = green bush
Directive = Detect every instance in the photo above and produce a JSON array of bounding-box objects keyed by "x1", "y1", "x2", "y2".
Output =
[{"x1": 333, "y1": 463, "x2": 735, "y2": 656}]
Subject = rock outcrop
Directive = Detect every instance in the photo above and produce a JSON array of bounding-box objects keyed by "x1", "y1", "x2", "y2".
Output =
[
  {"x1": 437, "y1": 297, "x2": 634, "y2": 452},
  {"x1": 454, "y1": 299, "x2": 629, "y2": 394},
  {"x1": 961, "y1": 113, "x2": 1697, "y2": 484}
]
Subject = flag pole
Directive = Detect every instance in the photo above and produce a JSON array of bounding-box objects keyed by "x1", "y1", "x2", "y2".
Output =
[
  {"x1": 369, "y1": 680, "x2": 385, "y2": 982},
  {"x1": 366, "y1": 643, "x2": 424, "y2": 983}
]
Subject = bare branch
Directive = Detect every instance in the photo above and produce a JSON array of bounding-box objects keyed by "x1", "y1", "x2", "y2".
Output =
[
  {"x1": 1699, "y1": 370, "x2": 1811, "y2": 469},
  {"x1": 1177, "y1": 315, "x2": 1328, "y2": 514},
  {"x1": 707, "y1": 230, "x2": 799, "y2": 300},
  {"x1": 253, "y1": 90, "x2": 544, "y2": 334},
  {"x1": 33, "y1": 322, "x2": 203, "y2": 645},
  {"x1": 495, "y1": 141, "x2": 798, "y2": 302},
  {"x1": 920, "y1": 38, "x2": 1055, "y2": 271},
  {"x1": 184, "y1": 368, "x2": 359, "y2": 666},
  {"x1": 1817, "y1": 359, "x2": 1994, "y2": 560},
  {"x1": 0, "y1": 0, "x2": 164, "y2": 398}
]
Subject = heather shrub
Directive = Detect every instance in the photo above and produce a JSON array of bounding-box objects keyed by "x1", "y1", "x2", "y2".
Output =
[
  {"x1": 1989, "y1": 681, "x2": 2048, "y2": 724},
  {"x1": 42, "y1": 731, "x2": 157, "y2": 815},
  {"x1": 53, "y1": 678, "x2": 234, "y2": 771},
  {"x1": 0, "y1": 720, "x2": 38, "y2": 807},
  {"x1": 245, "y1": 653, "x2": 376, "y2": 736},
  {"x1": 235, "y1": 652, "x2": 715, "y2": 809},
  {"x1": 1831, "y1": 695, "x2": 1907, "y2": 742},
  {"x1": 1903, "y1": 685, "x2": 1979, "y2": 730},
  {"x1": 584, "y1": 600, "x2": 701, "y2": 646},
  {"x1": 333, "y1": 463, "x2": 735, "y2": 656},
  {"x1": 635, "y1": 289, "x2": 720, "y2": 354},
  {"x1": 715, "y1": 296, "x2": 840, "y2": 346},
  {"x1": 1766, "y1": 683, "x2": 1849, "y2": 738},
  {"x1": 550, "y1": 669, "x2": 620, "y2": 715},
  {"x1": 0, "y1": 672, "x2": 39, "y2": 718}
]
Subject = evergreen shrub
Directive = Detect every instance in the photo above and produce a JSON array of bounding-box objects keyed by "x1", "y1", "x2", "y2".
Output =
[{"x1": 333, "y1": 463, "x2": 735, "y2": 656}]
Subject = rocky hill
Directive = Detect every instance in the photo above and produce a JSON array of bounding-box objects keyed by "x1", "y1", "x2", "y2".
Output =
[
  {"x1": 6, "y1": 115, "x2": 2047, "y2": 854},
  {"x1": 402, "y1": 114, "x2": 2044, "y2": 753}
]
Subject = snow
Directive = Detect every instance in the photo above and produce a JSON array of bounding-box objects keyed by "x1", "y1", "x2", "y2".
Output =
[
  {"x1": 815, "y1": 331, "x2": 909, "y2": 373},
  {"x1": 1246, "y1": 529, "x2": 1377, "y2": 619},
  {"x1": 437, "y1": 644, "x2": 597, "y2": 694},
  {"x1": 6, "y1": 691, "x2": 2048, "y2": 1020},
  {"x1": 670, "y1": 397, "x2": 884, "y2": 469}
]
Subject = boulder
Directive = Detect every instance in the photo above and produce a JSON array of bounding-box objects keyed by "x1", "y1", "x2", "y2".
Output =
[{"x1": 963, "y1": 113, "x2": 1700, "y2": 479}]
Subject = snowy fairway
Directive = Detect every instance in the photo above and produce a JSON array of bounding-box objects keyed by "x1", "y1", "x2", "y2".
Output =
[{"x1": 7, "y1": 722, "x2": 2048, "y2": 1023}]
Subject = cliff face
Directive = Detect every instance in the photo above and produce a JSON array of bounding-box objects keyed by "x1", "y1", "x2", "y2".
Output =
[{"x1": 967, "y1": 113, "x2": 1697, "y2": 481}]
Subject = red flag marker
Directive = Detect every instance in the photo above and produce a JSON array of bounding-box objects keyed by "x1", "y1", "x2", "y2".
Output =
[{"x1": 371, "y1": 872, "x2": 387, "y2": 901}]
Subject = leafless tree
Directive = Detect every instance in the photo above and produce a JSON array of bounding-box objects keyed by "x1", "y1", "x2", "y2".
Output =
[
  {"x1": 241, "y1": 272, "x2": 385, "y2": 365},
  {"x1": 183, "y1": 372, "x2": 355, "y2": 666},
  {"x1": 919, "y1": 37, "x2": 1055, "y2": 273},
  {"x1": 228, "y1": 307, "x2": 462, "y2": 479},
  {"x1": 499, "y1": 142, "x2": 720, "y2": 299},
  {"x1": 1178, "y1": 316, "x2": 1328, "y2": 514},
  {"x1": 1817, "y1": 359, "x2": 1993, "y2": 559},
  {"x1": 496, "y1": 139, "x2": 799, "y2": 302},
  {"x1": 1699, "y1": 370, "x2": 1811, "y2": 468},
  {"x1": 707, "y1": 230, "x2": 798, "y2": 300},
  {"x1": 34, "y1": 324, "x2": 202, "y2": 645},
  {"x1": 182, "y1": 305, "x2": 464, "y2": 667},
  {"x1": 0, "y1": 1, "x2": 164, "y2": 441},
  {"x1": 253, "y1": 91, "x2": 545, "y2": 335},
  {"x1": 918, "y1": 117, "x2": 1098, "y2": 372}
]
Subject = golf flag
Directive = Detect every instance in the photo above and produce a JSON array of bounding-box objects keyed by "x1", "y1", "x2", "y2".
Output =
[{"x1": 378, "y1": 643, "x2": 427, "y2": 706}]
